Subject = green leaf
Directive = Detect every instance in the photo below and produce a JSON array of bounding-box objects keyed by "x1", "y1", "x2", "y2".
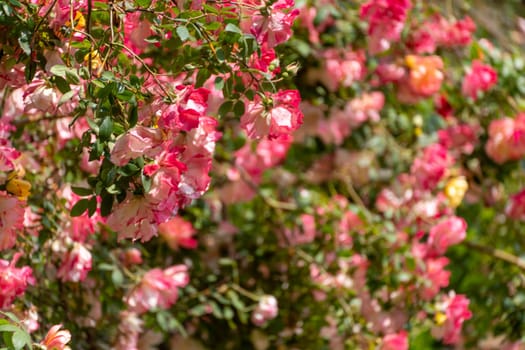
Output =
[
  {"x1": 0, "y1": 324, "x2": 19, "y2": 333},
  {"x1": 245, "y1": 89, "x2": 255, "y2": 101},
  {"x1": 71, "y1": 198, "x2": 90, "y2": 217},
  {"x1": 218, "y1": 101, "x2": 233, "y2": 117},
  {"x1": 214, "y1": 76, "x2": 224, "y2": 91},
  {"x1": 205, "y1": 21, "x2": 221, "y2": 31},
  {"x1": 11, "y1": 329, "x2": 31, "y2": 350},
  {"x1": 0, "y1": 312, "x2": 20, "y2": 323},
  {"x1": 176, "y1": 26, "x2": 191, "y2": 42},
  {"x1": 215, "y1": 47, "x2": 225, "y2": 62},
  {"x1": 209, "y1": 301, "x2": 223, "y2": 319},
  {"x1": 128, "y1": 105, "x2": 138, "y2": 128},
  {"x1": 203, "y1": 3, "x2": 219, "y2": 14},
  {"x1": 409, "y1": 329, "x2": 433, "y2": 350},
  {"x1": 100, "y1": 71, "x2": 115, "y2": 82},
  {"x1": 111, "y1": 269, "x2": 123, "y2": 286},
  {"x1": 99, "y1": 117, "x2": 113, "y2": 141},
  {"x1": 135, "y1": 0, "x2": 152, "y2": 7},
  {"x1": 90, "y1": 79, "x2": 105, "y2": 89},
  {"x1": 189, "y1": 305, "x2": 207, "y2": 317},
  {"x1": 65, "y1": 69, "x2": 80, "y2": 85},
  {"x1": 224, "y1": 23, "x2": 242, "y2": 34},
  {"x1": 100, "y1": 193, "x2": 113, "y2": 217},
  {"x1": 141, "y1": 173, "x2": 152, "y2": 193},
  {"x1": 87, "y1": 196, "x2": 97, "y2": 217},
  {"x1": 17, "y1": 30, "x2": 31, "y2": 55},
  {"x1": 71, "y1": 187, "x2": 92, "y2": 196},
  {"x1": 58, "y1": 90, "x2": 76, "y2": 106},
  {"x1": 8, "y1": 0, "x2": 23, "y2": 7},
  {"x1": 223, "y1": 306, "x2": 234, "y2": 320},
  {"x1": 233, "y1": 100, "x2": 245, "y2": 117},
  {"x1": 226, "y1": 290, "x2": 245, "y2": 311},
  {"x1": 119, "y1": 163, "x2": 140, "y2": 176},
  {"x1": 53, "y1": 76, "x2": 71, "y2": 94},
  {"x1": 50, "y1": 65, "x2": 69, "y2": 79},
  {"x1": 98, "y1": 263, "x2": 114, "y2": 271},
  {"x1": 195, "y1": 68, "x2": 210, "y2": 88},
  {"x1": 106, "y1": 184, "x2": 120, "y2": 195},
  {"x1": 2, "y1": 332, "x2": 13, "y2": 349},
  {"x1": 97, "y1": 82, "x2": 116, "y2": 99},
  {"x1": 24, "y1": 61, "x2": 36, "y2": 83}
]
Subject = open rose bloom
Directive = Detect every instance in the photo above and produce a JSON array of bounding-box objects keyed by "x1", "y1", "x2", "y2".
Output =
[
  {"x1": 126, "y1": 265, "x2": 189, "y2": 314},
  {"x1": 41, "y1": 325, "x2": 72, "y2": 350}
]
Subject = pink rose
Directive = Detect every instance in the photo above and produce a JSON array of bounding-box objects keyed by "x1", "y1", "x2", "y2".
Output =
[
  {"x1": 158, "y1": 216, "x2": 198, "y2": 250},
  {"x1": 435, "y1": 293, "x2": 472, "y2": 344},
  {"x1": 251, "y1": 0, "x2": 299, "y2": 48},
  {"x1": 251, "y1": 295, "x2": 279, "y2": 326},
  {"x1": 0, "y1": 191, "x2": 25, "y2": 251},
  {"x1": 126, "y1": 265, "x2": 189, "y2": 314},
  {"x1": 115, "y1": 311, "x2": 143, "y2": 350},
  {"x1": 462, "y1": 60, "x2": 498, "y2": 100},
  {"x1": 411, "y1": 144, "x2": 454, "y2": 190},
  {"x1": 41, "y1": 325, "x2": 71, "y2": 350},
  {"x1": 360, "y1": 0, "x2": 412, "y2": 54},
  {"x1": 0, "y1": 253, "x2": 35, "y2": 309},
  {"x1": 57, "y1": 242, "x2": 93, "y2": 283},
  {"x1": 506, "y1": 189, "x2": 525, "y2": 221},
  {"x1": 241, "y1": 91, "x2": 303, "y2": 139},
  {"x1": 0, "y1": 138, "x2": 20, "y2": 172},
  {"x1": 381, "y1": 331, "x2": 408, "y2": 350},
  {"x1": 485, "y1": 114, "x2": 525, "y2": 164},
  {"x1": 110, "y1": 126, "x2": 164, "y2": 166},
  {"x1": 438, "y1": 123, "x2": 480, "y2": 155},
  {"x1": 428, "y1": 216, "x2": 467, "y2": 256},
  {"x1": 421, "y1": 257, "x2": 450, "y2": 300},
  {"x1": 124, "y1": 12, "x2": 153, "y2": 55},
  {"x1": 107, "y1": 195, "x2": 158, "y2": 242}
]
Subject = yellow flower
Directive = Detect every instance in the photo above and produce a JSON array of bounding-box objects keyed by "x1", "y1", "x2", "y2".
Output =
[
  {"x1": 435, "y1": 312, "x2": 447, "y2": 326},
  {"x1": 84, "y1": 50, "x2": 103, "y2": 72},
  {"x1": 6, "y1": 178, "x2": 31, "y2": 201},
  {"x1": 444, "y1": 176, "x2": 468, "y2": 208},
  {"x1": 66, "y1": 11, "x2": 86, "y2": 30}
]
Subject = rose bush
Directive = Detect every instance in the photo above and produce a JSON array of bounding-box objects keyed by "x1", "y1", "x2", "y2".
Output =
[{"x1": 1, "y1": 0, "x2": 525, "y2": 349}]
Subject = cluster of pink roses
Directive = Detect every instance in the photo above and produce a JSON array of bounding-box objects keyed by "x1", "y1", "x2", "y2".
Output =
[
  {"x1": 408, "y1": 14, "x2": 476, "y2": 54},
  {"x1": 0, "y1": 0, "x2": 306, "y2": 346},
  {"x1": 298, "y1": 92, "x2": 385, "y2": 145},
  {"x1": 107, "y1": 90, "x2": 222, "y2": 242},
  {"x1": 373, "y1": 142, "x2": 472, "y2": 343},
  {"x1": 360, "y1": 0, "x2": 412, "y2": 54}
]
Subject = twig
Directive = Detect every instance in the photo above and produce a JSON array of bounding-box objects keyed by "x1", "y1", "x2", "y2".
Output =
[
  {"x1": 463, "y1": 240, "x2": 525, "y2": 271},
  {"x1": 230, "y1": 284, "x2": 260, "y2": 301},
  {"x1": 111, "y1": 42, "x2": 174, "y2": 103},
  {"x1": 12, "y1": 114, "x2": 72, "y2": 128},
  {"x1": 343, "y1": 178, "x2": 367, "y2": 210},
  {"x1": 30, "y1": 0, "x2": 59, "y2": 51},
  {"x1": 87, "y1": 0, "x2": 93, "y2": 77}
]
